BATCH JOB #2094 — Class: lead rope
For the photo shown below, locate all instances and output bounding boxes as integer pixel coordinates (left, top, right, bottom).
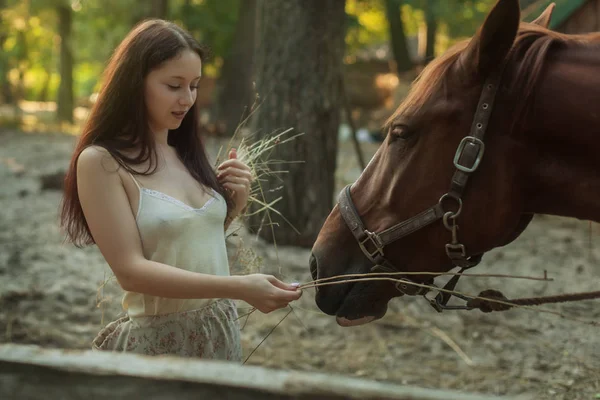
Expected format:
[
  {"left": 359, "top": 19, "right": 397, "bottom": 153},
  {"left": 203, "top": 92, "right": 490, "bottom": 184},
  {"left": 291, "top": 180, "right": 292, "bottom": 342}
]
[{"left": 466, "top": 289, "right": 600, "bottom": 313}]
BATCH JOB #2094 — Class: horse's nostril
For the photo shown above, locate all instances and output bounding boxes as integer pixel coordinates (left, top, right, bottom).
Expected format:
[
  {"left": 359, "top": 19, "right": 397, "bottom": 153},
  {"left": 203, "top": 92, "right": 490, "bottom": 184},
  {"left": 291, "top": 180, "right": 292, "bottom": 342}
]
[{"left": 309, "top": 253, "right": 318, "bottom": 281}]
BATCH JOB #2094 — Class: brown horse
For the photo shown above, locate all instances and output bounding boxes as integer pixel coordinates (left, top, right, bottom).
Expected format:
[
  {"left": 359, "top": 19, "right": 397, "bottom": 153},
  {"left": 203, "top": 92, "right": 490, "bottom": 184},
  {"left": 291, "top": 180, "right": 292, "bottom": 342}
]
[{"left": 310, "top": 0, "right": 600, "bottom": 327}]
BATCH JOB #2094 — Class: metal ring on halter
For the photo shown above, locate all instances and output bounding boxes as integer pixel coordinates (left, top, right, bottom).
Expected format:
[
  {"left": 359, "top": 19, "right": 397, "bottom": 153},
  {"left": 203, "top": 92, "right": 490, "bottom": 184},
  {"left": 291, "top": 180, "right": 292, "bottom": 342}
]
[{"left": 438, "top": 193, "right": 462, "bottom": 219}]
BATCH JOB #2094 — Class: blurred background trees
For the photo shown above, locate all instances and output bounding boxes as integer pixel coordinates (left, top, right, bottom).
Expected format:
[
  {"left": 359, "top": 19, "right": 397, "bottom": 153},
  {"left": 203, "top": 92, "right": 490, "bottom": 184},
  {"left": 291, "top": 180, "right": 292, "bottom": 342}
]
[{"left": 0, "top": 0, "right": 506, "bottom": 126}]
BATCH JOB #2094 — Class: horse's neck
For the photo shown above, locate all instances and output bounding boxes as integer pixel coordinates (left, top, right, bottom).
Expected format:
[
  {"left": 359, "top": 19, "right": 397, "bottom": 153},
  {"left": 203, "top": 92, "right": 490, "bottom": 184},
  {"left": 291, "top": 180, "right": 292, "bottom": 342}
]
[{"left": 524, "top": 44, "right": 600, "bottom": 222}]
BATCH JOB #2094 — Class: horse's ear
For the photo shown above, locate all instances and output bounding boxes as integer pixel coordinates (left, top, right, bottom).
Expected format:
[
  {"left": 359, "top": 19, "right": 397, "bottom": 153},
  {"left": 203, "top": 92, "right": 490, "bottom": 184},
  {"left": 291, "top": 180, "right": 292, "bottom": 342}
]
[
  {"left": 461, "top": 0, "right": 520, "bottom": 78},
  {"left": 531, "top": 3, "right": 555, "bottom": 28}
]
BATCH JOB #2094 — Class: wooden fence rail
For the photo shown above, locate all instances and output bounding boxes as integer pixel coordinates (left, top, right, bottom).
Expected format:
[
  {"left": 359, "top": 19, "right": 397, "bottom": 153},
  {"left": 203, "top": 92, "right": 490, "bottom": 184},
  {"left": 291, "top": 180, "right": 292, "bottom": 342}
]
[{"left": 0, "top": 344, "right": 527, "bottom": 400}]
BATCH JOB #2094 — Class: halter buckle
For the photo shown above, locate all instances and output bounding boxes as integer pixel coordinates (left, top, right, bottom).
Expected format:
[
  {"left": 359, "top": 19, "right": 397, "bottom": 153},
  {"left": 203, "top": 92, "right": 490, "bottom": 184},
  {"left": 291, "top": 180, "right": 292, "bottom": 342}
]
[
  {"left": 454, "top": 136, "right": 485, "bottom": 173},
  {"left": 358, "top": 230, "right": 385, "bottom": 261}
]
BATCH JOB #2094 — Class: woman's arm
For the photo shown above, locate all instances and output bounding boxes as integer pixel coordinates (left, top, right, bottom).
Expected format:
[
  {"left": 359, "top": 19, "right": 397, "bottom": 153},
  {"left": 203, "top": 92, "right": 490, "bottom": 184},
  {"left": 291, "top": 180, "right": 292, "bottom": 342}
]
[
  {"left": 77, "top": 146, "right": 300, "bottom": 311},
  {"left": 77, "top": 146, "right": 236, "bottom": 298}
]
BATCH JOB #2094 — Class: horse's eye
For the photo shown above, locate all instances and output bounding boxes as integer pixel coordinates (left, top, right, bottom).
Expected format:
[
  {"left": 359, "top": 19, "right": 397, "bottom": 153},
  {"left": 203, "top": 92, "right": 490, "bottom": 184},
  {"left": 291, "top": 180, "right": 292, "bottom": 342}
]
[{"left": 390, "top": 124, "right": 414, "bottom": 140}]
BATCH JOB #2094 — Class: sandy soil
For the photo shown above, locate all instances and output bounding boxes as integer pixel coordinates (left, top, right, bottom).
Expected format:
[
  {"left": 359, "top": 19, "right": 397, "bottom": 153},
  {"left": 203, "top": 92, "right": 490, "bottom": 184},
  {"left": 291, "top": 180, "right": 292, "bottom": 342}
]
[{"left": 0, "top": 129, "right": 598, "bottom": 399}]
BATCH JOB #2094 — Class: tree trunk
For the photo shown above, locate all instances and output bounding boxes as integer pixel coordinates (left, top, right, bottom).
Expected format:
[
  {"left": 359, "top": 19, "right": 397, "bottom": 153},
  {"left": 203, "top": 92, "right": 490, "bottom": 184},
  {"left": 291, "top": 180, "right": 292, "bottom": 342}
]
[
  {"left": 131, "top": 0, "right": 168, "bottom": 26},
  {"left": 385, "top": 0, "right": 413, "bottom": 74},
  {"left": 0, "top": 0, "right": 13, "bottom": 104},
  {"left": 215, "top": 0, "right": 257, "bottom": 135},
  {"left": 38, "top": 70, "right": 51, "bottom": 102},
  {"left": 151, "top": 0, "right": 169, "bottom": 19},
  {"left": 248, "top": 0, "right": 346, "bottom": 248},
  {"left": 57, "top": 4, "right": 74, "bottom": 123},
  {"left": 424, "top": 0, "right": 437, "bottom": 64},
  {"left": 14, "top": 29, "right": 27, "bottom": 119}
]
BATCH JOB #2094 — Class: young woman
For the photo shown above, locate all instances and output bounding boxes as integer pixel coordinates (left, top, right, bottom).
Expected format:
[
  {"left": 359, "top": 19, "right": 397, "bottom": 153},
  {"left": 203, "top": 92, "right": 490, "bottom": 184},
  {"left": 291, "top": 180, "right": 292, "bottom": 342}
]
[{"left": 60, "top": 19, "right": 301, "bottom": 361}]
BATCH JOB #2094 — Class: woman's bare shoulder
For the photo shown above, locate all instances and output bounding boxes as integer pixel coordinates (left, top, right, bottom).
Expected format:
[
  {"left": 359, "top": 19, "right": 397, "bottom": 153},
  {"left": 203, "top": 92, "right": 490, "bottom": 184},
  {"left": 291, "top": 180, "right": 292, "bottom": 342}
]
[{"left": 77, "top": 145, "right": 122, "bottom": 177}]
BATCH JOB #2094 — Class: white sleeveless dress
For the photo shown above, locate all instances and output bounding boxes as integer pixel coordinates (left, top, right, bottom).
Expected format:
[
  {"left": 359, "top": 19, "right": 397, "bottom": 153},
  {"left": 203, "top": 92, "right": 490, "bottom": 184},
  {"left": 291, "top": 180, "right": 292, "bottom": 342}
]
[{"left": 92, "top": 173, "right": 242, "bottom": 361}]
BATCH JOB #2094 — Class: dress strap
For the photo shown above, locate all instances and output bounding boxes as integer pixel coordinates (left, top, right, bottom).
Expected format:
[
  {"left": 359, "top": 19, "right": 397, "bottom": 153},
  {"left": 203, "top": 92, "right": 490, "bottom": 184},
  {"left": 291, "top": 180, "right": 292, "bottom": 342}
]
[{"left": 126, "top": 170, "right": 143, "bottom": 190}]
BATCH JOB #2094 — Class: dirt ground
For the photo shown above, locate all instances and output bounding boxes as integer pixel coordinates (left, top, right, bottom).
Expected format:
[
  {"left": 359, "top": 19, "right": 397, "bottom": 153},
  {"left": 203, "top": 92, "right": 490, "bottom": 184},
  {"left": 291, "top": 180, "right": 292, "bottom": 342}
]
[{"left": 0, "top": 129, "right": 599, "bottom": 400}]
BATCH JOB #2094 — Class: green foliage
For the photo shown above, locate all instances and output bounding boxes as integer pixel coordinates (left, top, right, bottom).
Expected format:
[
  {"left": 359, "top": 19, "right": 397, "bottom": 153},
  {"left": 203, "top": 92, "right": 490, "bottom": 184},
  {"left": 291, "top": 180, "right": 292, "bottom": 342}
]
[
  {"left": 402, "top": 0, "right": 497, "bottom": 40},
  {"left": 0, "top": 0, "right": 244, "bottom": 103},
  {"left": 73, "top": 0, "right": 138, "bottom": 65},
  {"left": 170, "top": 0, "right": 241, "bottom": 76},
  {"left": 345, "top": 0, "right": 389, "bottom": 54},
  {"left": 344, "top": 0, "right": 498, "bottom": 59},
  {"left": 0, "top": 0, "right": 545, "bottom": 109}
]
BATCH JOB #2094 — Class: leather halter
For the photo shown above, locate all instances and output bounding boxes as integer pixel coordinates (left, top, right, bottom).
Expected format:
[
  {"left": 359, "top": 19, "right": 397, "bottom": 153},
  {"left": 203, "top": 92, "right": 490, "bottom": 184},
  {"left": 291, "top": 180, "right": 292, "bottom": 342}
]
[{"left": 338, "top": 64, "right": 507, "bottom": 312}]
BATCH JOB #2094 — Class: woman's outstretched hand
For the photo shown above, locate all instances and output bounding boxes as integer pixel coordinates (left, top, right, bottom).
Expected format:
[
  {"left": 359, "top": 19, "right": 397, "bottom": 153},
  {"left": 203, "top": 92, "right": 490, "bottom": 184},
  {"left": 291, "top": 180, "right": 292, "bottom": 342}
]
[{"left": 238, "top": 274, "right": 302, "bottom": 313}]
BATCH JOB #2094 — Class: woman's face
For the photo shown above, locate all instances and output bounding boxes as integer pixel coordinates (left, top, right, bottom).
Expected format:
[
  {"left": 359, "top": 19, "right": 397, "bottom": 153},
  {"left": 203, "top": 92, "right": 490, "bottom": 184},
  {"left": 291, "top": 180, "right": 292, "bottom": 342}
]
[{"left": 144, "top": 50, "right": 202, "bottom": 134}]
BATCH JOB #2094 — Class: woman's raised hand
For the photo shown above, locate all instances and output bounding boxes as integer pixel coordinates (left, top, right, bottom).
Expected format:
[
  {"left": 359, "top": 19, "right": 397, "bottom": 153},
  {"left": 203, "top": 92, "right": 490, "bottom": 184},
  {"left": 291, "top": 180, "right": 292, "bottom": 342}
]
[{"left": 217, "top": 148, "right": 252, "bottom": 217}]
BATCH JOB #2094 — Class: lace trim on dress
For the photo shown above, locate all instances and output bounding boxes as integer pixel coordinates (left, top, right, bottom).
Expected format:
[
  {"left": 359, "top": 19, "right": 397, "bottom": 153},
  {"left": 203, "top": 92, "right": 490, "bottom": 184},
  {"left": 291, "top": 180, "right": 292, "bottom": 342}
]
[{"left": 142, "top": 188, "right": 218, "bottom": 213}]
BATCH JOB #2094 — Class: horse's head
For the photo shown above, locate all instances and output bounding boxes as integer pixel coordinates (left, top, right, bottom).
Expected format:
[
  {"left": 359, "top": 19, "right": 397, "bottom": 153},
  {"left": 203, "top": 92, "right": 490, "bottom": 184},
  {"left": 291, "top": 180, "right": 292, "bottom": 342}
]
[{"left": 310, "top": 0, "right": 556, "bottom": 326}]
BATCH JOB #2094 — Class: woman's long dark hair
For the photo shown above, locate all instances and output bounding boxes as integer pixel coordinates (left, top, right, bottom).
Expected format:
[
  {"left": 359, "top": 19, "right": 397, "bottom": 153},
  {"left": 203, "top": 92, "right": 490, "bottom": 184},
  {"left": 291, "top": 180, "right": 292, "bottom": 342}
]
[{"left": 61, "top": 19, "right": 231, "bottom": 247}]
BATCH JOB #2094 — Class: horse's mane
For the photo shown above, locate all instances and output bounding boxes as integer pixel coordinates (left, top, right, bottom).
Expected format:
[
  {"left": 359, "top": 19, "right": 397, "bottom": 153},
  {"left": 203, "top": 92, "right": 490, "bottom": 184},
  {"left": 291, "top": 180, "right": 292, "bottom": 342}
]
[{"left": 386, "top": 23, "right": 600, "bottom": 130}]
